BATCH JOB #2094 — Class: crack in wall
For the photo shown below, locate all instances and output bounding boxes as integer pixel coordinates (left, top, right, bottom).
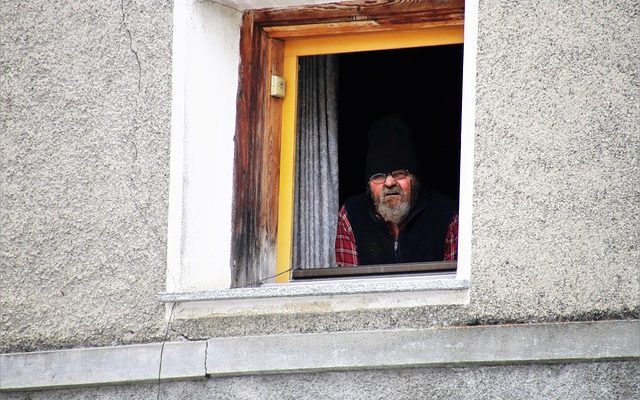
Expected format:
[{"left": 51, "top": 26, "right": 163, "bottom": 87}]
[
  {"left": 194, "top": 0, "right": 242, "bottom": 12},
  {"left": 156, "top": 303, "right": 177, "bottom": 400},
  {"left": 120, "top": 0, "right": 142, "bottom": 92},
  {"left": 166, "top": 325, "right": 210, "bottom": 377},
  {"left": 169, "top": 326, "right": 208, "bottom": 342},
  {"left": 117, "top": 2, "right": 165, "bottom": 254},
  {"left": 131, "top": 140, "right": 138, "bottom": 162},
  {"left": 128, "top": 173, "right": 164, "bottom": 241}
]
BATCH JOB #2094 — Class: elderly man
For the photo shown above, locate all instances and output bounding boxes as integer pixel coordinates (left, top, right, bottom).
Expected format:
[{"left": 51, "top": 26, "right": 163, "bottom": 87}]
[{"left": 335, "top": 115, "right": 458, "bottom": 266}]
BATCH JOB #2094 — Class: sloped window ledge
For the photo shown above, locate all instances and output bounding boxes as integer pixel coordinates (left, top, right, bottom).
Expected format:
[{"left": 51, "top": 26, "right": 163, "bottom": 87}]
[
  {"left": 159, "top": 275, "right": 470, "bottom": 318},
  {"left": 2, "top": 320, "right": 637, "bottom": 391}
]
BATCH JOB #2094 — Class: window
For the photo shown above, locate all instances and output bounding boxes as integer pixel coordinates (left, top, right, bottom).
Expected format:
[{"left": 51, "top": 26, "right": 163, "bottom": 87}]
[
  {"left": 281, "top": 30, "right": 464, "bottom": 281},
  {"left": 232, "top": 0, "right": 468, "bottom": 286},
  {"left": 164, "top": 0, "right": 476, "bottom": 314}
]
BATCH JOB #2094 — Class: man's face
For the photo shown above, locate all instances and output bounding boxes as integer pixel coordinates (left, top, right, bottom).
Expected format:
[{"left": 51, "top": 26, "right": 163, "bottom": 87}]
[{"left": 369, "top": 172, "right": 414, "bottom": 224}]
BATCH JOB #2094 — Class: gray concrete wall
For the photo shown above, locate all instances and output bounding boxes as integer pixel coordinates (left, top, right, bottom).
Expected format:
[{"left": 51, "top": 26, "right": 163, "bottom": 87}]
[
  {"left": 169, "top": 0, "right": 640, "bottom": 340},
  {"left": 1, "top": 0, "right": 638, "bottom": 353},
  {"left": 471, "top": 0, "right": 639, "bottom": 325},
  {"left": 0, "top": 0, "right": 173, "bottom": 352},
  {"left": 1, "top": 361, "right": 639, "bottom": 400}
]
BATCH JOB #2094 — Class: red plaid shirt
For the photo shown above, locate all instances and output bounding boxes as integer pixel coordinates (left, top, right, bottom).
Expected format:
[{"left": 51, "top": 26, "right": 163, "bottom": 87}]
[{"left": 335, "top": 205, "right": 458, "bottom": 266}]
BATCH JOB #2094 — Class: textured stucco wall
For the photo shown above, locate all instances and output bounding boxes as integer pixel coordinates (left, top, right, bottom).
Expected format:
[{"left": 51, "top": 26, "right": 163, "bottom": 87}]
[
  {"left": 169, "top": 0, "right": 639, "bottom": 340},
  {"left": 1, "top": 361, "right": 638, "bottom": 399},
  {"left": 0, "top": 0, "right": 173, "bottom": 352},
  {"left": 471, "top": 0, "right": 639, "bottom": 324},
  {"left": 1, "top": 0, "right": 638, "bottom": 353}
]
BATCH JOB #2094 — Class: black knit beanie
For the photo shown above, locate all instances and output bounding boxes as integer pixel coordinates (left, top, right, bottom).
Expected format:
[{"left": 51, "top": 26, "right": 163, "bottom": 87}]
[{"left": 364, "top": 114, "right": 421, "bottom": 182}]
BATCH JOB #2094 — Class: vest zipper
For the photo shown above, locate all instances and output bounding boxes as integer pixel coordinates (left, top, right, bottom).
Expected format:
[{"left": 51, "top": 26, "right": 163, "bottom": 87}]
[{"left": 394, "top": 239, "right": 399, "bottom": 262}]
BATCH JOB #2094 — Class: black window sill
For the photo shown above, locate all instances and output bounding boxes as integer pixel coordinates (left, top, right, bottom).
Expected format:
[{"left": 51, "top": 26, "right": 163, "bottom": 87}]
[{"left": 292, "top": 261, "right": 457, "bottom": 280}]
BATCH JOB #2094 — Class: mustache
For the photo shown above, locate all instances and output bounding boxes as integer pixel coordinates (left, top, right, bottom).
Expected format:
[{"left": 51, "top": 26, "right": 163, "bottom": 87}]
[{"left": 382, "top": 187, "right": 403, "bottom": 196}]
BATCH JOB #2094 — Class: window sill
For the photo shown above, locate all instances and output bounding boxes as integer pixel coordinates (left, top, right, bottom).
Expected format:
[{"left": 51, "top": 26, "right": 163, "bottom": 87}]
[{"left": 159, "top": 274, "right": 470, "bottom": 318}]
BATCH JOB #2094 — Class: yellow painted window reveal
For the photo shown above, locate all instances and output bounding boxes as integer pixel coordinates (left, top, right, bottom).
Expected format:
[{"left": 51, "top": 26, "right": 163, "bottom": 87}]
[{"left": 276, "top": 26, "right": 464, "bottom": 282}]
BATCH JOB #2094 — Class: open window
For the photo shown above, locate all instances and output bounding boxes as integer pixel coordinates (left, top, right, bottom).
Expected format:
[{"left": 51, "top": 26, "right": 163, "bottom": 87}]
[{"left": 232, "top": 1, "right": 466, "bottom": 286}]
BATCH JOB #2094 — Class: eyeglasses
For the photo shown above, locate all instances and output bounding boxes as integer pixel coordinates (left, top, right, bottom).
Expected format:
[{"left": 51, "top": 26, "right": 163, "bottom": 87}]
[{"left": 369, "top": 170, "right": 411, "bottom": 184}]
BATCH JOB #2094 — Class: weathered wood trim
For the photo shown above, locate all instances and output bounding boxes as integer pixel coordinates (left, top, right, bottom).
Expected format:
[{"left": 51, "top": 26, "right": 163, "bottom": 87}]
[
  {"left": 232, "top": 12, "right": 265, "bottom": 287},
  {"left": 232, "top": 1, "right": 465, "bottom": 287},
  {"left": 263, "top": 19, "right": 463, "bottom": 39},
  {"left": 252, "top": 0, "right": 465, "bottom": 26},
  {"left": 261, "top": 37, "right": 285, "bottom": 281}
]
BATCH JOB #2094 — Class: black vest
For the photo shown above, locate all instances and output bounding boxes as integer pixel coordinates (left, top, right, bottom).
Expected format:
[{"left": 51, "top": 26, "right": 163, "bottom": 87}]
[{"left": 344, "top": 188, "right": 455, "bottom": 265}]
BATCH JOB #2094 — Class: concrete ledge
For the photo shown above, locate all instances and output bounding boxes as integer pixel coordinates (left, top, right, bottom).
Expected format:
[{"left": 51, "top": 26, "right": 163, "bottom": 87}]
[
  {"left": 1, "top": 320, "right": 638, "bottom": 391},
  {"left": 160, "top": 276, "right": 470, "bottom": 318},
  {"left": 0, "top": 341, "right": 207, "bottom": 391},
  {"left": 206, "top": 320, "right": 640, "bottom": 375}
]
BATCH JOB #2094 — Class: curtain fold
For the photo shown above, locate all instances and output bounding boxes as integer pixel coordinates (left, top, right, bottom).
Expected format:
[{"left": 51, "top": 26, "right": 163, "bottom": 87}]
[{"left": 293, "top": 55, "right": 339, "bottom": 269}]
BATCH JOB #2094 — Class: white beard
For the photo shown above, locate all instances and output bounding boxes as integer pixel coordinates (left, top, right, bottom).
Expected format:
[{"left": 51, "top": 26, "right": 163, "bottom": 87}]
[
  {"left": 374, "top": 186, "right": 411, "bottom": 224},
  {"left": 377, "top": 199, "right": 411, "bottom": 224}
]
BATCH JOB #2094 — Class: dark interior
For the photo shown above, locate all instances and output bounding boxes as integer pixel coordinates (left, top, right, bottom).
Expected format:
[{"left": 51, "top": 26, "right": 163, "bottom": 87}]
[{"left": 336, "top": 44, "right": 464, "bottom": 207}]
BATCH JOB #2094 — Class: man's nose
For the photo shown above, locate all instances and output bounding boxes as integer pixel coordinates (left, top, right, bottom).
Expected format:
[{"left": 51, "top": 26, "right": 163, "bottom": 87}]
[{"left": 384, "top": 175, "right": 397, "bottom": 187}]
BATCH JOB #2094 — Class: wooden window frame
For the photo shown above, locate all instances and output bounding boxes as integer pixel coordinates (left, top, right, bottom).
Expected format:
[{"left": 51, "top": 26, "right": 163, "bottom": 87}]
[{"left": 232, "top": 0, "right": 465, "bottom": 287}]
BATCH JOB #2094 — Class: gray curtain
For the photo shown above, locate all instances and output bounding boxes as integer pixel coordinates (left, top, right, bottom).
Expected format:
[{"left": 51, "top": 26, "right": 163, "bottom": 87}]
[{"left": 293, "top": 55, "right": 339, "bottom": 269}]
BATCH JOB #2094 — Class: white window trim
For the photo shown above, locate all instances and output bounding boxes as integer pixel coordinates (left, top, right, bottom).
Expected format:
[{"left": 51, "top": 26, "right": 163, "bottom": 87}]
[
  {"left": 165, "top": 0, "right": 478, "bottom": 318},
  {"left": 167, "top": 0, "right": 243, "bottom": 293}
]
